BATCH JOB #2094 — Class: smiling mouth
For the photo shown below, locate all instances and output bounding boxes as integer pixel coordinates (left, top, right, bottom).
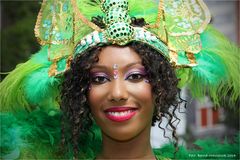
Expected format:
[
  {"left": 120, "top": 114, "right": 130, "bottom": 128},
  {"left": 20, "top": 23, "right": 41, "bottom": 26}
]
[{"left": 104, "top": 107, "right": 138, "bottom": 122}]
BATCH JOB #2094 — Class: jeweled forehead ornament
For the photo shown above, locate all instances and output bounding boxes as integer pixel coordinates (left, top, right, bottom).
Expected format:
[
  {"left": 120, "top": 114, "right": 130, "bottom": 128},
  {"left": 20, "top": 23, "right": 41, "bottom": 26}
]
[{"left": 113, "top": 64, "right": 119, "bottom": 79}]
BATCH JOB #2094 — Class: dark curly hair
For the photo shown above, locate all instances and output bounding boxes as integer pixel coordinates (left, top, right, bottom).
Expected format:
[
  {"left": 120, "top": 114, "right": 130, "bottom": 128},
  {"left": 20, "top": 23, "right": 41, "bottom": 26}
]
[{"left": 60, "top": 17, "right": 184, "bottom": 158}]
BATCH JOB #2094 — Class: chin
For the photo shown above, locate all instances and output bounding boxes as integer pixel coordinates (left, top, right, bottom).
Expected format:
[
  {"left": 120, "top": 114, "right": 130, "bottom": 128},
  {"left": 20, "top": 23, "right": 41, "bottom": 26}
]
[
  {"left": 103, "top": 129, "right": 140, "bottom": 142},
  {"left": 101, "top": 121, "right": 150, "bottom": 142}
]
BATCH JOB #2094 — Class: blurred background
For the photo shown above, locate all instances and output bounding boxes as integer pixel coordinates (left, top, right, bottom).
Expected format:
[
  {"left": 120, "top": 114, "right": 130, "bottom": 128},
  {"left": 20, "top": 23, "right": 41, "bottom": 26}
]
[
  {"left": 0, "top": 0, "right": 239, "bottom": 151},
  {"left": 1, "top": 0, "right": 41, "bottom": 80}
]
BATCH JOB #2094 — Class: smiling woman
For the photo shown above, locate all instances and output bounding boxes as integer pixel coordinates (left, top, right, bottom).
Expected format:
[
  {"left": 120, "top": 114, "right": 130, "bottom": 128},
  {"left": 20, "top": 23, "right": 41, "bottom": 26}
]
[
  {"left": 0, "top": 0, "right": 239, "bottom": 160},
  {"left": 61, "top": 42, "right": 180, "bottom": 159}
]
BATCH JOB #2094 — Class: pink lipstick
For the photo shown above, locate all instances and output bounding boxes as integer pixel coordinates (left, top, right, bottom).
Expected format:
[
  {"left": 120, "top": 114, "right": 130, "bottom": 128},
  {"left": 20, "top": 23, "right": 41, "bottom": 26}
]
[{"left": 104, "top": 107, "right": 137, "bottom": 122}]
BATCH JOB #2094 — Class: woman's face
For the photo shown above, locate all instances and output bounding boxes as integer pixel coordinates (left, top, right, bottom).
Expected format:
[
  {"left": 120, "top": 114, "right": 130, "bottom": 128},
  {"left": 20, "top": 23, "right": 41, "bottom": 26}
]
[{"left": 88, "top": 45, "right": 154, "bottom": 141}]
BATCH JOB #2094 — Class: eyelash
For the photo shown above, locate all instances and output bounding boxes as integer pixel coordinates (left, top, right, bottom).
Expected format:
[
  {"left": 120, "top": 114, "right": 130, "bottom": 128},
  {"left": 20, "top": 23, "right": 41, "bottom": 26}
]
[
  {"left": 90, "top": 72, "right": 147, "bottom": 84},
  {"left": 91, "top": 75, "right": 110, "bottom": 84},
  {"left": 125, "top": 72, "right": 146, "bottom": 81}
]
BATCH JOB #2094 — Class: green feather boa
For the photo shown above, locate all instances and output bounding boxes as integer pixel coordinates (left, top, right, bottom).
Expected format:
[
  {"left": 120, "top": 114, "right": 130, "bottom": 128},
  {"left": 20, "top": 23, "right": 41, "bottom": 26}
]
[{"left": 1, "top": 109, "right": 239, "bottom": 159}]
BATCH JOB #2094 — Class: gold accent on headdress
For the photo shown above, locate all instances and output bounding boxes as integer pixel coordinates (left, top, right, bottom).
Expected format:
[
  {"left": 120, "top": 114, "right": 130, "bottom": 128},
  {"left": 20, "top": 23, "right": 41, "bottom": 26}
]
[
  {"left": 48, "top": 59, "right": 57, "bottom": 77},
  {"left": 145, "top": 0, "right": 168, "bottom": 43},
  {"left": 34, "top": 0, "right": 47, "bottom": 45},
  {"left": 71, "top": 0, "right": 102, "bottom": 32},
  {"left": 169, "top": 50, "right": 178, "bottom": 65},
  {"left": 186, "top": 52, "right": 197, "bottom": 65}
]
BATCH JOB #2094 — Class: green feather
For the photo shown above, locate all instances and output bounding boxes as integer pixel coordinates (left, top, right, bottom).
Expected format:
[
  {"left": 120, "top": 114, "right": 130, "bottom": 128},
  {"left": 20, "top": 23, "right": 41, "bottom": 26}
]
[
  {"left": 0, "top": 59, "right": 44, "bottom": 112},
  {"left": 77, "top": 0, "right": 103, "bottom": 18},
  {"left": 0, "top": 109, "right": 101, "bottom": 159},
  {"left": 185, "top": 25, "right": 240, "bottom": 106},
  {"left": 0, "top": 45, "right": 62, "bottom": 112},
  {"left": 0, "top": 109, "right": 62, "bottom": 159},
  {"left": 24, "top": 67, "right": 61, "bottom": 110},
  {"left": 129, "top": 0, "right": 158, "bottom": 23}
]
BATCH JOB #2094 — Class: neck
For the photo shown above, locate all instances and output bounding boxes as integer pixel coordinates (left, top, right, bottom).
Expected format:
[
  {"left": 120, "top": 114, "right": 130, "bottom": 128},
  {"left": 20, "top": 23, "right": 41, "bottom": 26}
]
[{"left": 96, "top": 125, "right": 155, "bottom": 159}]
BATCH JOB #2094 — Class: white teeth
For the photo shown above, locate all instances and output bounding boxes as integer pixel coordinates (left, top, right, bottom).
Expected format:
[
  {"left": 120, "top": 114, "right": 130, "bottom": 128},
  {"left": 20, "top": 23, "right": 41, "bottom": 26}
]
[{"left": 108, "top": 110, "right": 132, "bottom": 116}]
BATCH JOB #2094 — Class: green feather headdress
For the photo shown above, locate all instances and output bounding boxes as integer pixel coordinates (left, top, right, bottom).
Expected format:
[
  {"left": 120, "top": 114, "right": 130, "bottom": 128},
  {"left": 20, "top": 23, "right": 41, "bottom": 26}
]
[{"left": 0, "top": 0, "right": 239, "bottom": 112}]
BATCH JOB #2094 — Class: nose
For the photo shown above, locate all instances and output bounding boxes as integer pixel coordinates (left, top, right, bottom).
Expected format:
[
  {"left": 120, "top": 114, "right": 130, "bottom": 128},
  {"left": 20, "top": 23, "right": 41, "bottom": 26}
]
[{"left": 108, "top": 79, "right": 128, "bottom": 102}]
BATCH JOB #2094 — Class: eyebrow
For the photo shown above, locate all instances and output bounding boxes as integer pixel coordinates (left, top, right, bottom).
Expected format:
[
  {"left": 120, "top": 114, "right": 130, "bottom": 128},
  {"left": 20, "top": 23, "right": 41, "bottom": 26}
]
[{"left": 91, "top": 61, "right": 142, "bottom": 69}]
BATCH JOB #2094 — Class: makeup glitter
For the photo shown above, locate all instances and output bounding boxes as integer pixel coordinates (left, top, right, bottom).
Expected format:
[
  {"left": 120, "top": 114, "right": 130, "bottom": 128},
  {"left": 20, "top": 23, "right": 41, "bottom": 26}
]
[
  {"left": 113, "top": 64, "right": 118, "bottom": 79},
  {"left": 144, "top": 79, "right": 150, "bottom": 83},
  {"left": 113, "top": 64, "right": 118, "bottom": 69}
]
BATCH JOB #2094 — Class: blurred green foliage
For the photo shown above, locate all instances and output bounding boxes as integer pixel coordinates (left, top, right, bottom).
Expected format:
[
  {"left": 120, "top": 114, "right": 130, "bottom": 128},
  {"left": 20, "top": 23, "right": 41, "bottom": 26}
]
[{"left": 1, "top": 1, "right": 41, "bottom": 79}]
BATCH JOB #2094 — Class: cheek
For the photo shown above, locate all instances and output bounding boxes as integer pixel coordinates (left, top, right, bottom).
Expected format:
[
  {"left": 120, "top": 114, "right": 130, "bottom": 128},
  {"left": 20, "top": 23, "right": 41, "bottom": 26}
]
[
  {"left": 128, "top": 82, "right": 153, "bottom": 105},
  {"left": 88, "top": 85, "right": 108, "bottom": 112}
]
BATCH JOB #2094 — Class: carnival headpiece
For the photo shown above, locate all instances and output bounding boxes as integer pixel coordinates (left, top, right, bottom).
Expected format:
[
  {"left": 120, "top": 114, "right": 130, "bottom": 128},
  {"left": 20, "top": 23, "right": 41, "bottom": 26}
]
[{"left": 1, "top": 0, "right": 239, "bottom": 112}]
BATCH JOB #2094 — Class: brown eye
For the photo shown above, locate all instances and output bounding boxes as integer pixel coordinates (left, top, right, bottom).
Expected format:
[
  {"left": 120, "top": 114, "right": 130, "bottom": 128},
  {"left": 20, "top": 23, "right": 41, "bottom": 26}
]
[
  {"left": 91, "top": 76, "right": 110, "bottom": 84},
  {"left": 126, "top": 73, "right": 144, "bottom": 82}
]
